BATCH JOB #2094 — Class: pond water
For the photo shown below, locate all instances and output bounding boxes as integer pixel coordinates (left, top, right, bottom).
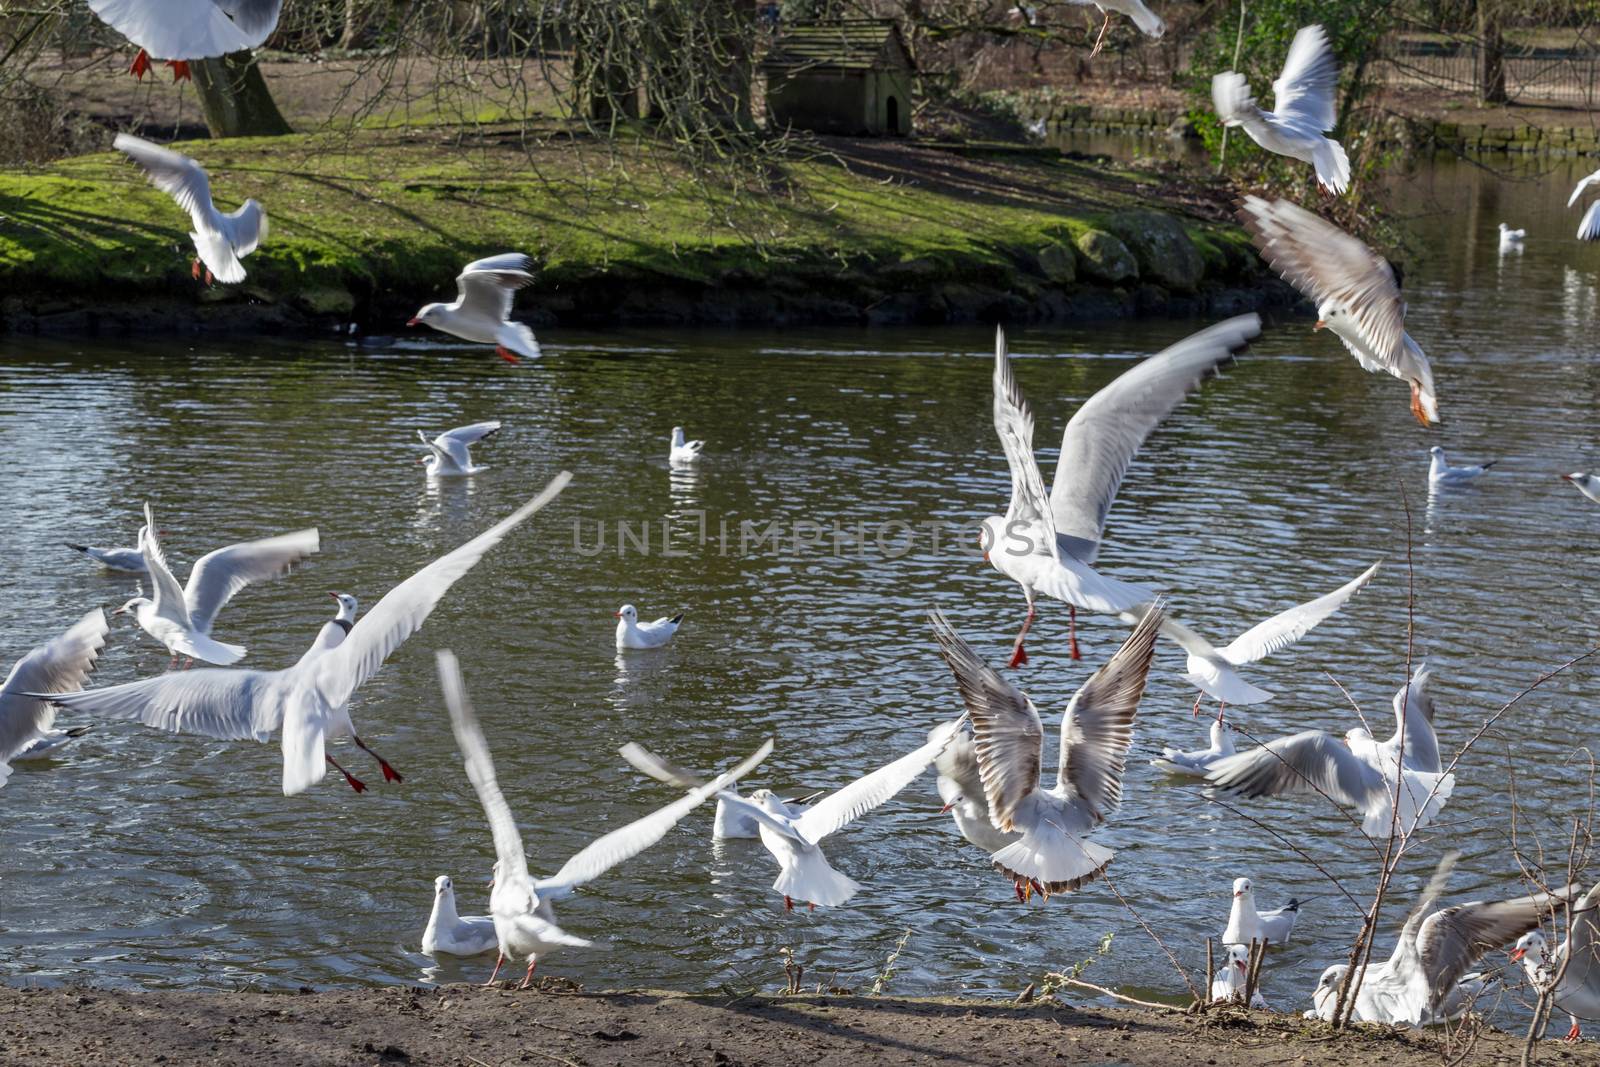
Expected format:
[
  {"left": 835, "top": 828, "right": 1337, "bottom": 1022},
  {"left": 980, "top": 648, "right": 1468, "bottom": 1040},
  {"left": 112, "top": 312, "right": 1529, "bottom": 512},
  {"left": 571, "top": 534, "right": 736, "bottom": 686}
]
[{"left": 4, "top": 148, "right": 1600, "bottom": 1019}]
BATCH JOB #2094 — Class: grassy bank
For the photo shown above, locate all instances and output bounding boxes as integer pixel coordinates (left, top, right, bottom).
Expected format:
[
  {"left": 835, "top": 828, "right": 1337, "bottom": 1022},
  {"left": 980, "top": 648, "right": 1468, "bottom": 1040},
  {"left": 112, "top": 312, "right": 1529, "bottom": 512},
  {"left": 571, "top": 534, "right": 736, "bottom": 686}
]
[{"left": 0, "top": 126, "right": 1274, "bottom": 333}]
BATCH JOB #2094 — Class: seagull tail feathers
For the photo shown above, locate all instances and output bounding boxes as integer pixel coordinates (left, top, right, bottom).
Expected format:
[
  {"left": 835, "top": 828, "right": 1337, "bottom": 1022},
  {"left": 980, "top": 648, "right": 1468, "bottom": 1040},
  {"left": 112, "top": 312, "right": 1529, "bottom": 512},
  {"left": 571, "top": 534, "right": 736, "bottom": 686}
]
[
  {"left": 1314, "top": 137, "right": 1351, "bottom": 195},
  {"left": 773, "top": 849, "right": 859, "bottom": 908},
  {"left": 990, "top": 825, "right": 1113, "bottom": 895}
]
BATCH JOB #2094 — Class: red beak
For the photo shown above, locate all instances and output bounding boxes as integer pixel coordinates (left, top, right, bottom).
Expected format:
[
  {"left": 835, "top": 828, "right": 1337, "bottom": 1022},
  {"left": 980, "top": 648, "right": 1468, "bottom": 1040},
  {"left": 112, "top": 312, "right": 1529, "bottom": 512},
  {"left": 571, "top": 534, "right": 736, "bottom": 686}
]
[
  {"left": 1510, "top": 947, "right": 1526, "bottom": 962},
  {"left": 327, "top": 592, "right": 339, "bottom": 601},
  {"left": 940, "top": 802, "right": 953, "bottom": 814},
  {"left": 1562, "top": 474, "right": 1576, "bottom": 481},
  {"left": 1313, "top": 320, "right": 1327, "bottom": 330},
  {"left": 1236, "top": 961, "right": 1247, "bottom": 975},
  {"left": 613, "top": 611, "right": 622, "bottom": 618},
  {"left": 406, "top": 317, "right": 420, "bottom": 326}
]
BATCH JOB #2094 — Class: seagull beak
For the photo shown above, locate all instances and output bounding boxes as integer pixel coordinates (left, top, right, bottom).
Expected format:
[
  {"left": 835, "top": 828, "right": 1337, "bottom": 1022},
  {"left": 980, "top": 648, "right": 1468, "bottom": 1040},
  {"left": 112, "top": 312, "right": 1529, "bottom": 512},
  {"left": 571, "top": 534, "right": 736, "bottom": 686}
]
[
  {"left": 1510, "top": 948, "right": 1526, "bottom": 962},
  {"left": 111, "top": 606, "right": 127, "bottom": 617},
  {"left": 1233, "top": 891, "right": 1242, "bottom": 898},
  {"left": 981, "top": 551, "right": 990, "bottom": 562},
  {"left": 328, "top": 591, "right": 340, "bottom": 602},
  {"left": 406, "top": 317, "right": 420, "bottom": 326},
  {"left": 940, "top": 802, "right": 953, "bottom": 814},
  {"left": 1236, "top": 961, "right": 1247, "bottom": 975},
  {"left": 613, "top": 611, "right": 622, "bottom": 618},
  {"left": 1313, "top": 320, "right": 1326, "bottom": 330},
  {"left": 1562, "top": 473, "right": 1576, "bottom": 481}
]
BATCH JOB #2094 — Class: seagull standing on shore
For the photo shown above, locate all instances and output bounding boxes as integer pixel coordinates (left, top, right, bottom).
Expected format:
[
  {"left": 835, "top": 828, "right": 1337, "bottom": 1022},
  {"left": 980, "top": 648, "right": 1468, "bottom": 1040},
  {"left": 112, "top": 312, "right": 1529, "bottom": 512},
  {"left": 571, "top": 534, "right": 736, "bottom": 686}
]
[
  {"left": 421, "top": 875, "right": 499, "bottom": 957},
  {"left": 1150, "top": 718, "right": 1234, "bottom": 777},
  {"left": 116, "top": 503, "right": 319, "bottom": 667},
  {"left": 409, "top": 254, "right": 542, "bottom": 364},
  {"left": 1428, "top": 446, "right": 1495, "bottom": 487},
  {"left": 88, "top": 0, "right": 283, "bottom": 79},
  {"left": 1211, "top": 24, "right": 1349, "bottom": 194},
  {"left": 114, "top": 133, "right": 267, "bottom": 285},
  {"left": 0, "top": 610, "right": 109, "bottom": 790},
  {"left": 39, "top": 475, "right": 570, "bottom": 796},
  {"left": 1568, "top": 169, "right": 1600, "bottom": 241},
  {"left": 419, "top": 421, "right": 501, "bottom": 477},
  {"left": 1223, "top": 877, "right": 1300, "bottom": 946},
  {"left": 1563, "top": 472, "right": 1600, "bottom": 504},
  {"left": 929, "top": 603, "right": 1162, "bottom": 900},
  {"left": 66, "top": 540, "right": 148, "bottom": 575},
  {"left": 1509, "top": 881, "right": 1600, "bottom": 1041},
  {"left": 669, "top": 427, "right": 704, "bottom": 467},
  {"left": 1211, "top": 944, "right": 1269, "bottom": 1008},
  {"left": 1239, "top": 196, "right": 1439, "bottom": 426},
  {"left": 615, "top": 605, "right": 683, "bottom": 650}
]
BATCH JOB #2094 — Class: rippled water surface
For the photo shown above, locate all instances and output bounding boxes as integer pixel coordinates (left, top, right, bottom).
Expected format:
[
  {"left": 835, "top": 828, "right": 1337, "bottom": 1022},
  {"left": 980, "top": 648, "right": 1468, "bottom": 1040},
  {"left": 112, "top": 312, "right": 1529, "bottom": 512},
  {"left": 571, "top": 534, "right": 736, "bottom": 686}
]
[{"left": 5, "top": 154, "right": 1600, "bottom": 1014}]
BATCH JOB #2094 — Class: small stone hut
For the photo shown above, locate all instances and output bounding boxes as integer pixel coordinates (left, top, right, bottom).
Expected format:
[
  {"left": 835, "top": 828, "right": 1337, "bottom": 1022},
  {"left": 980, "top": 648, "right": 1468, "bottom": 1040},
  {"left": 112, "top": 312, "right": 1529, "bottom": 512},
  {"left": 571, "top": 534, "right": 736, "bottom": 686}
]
[{"left": 762, "top": 19, "right": 915, "bottom": 136}]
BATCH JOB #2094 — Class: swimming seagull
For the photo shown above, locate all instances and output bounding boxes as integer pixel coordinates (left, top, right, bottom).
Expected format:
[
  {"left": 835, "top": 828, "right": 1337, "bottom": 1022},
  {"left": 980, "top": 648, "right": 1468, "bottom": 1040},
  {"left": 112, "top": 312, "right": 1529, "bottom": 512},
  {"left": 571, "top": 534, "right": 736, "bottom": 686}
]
[
  {"left": 1080, "top": 0, "right": 1164, "bottom": 58},
  {"left": 437, "top": 650, "right": 771, "bottom": 987},
  {"left": 87, "top": 0, "right": 282, "bottom": 79},
  {"left": 1159, "top": 561, "right": 1380, "bottom": 713},
  {"left": 928, "top": 603, "right": 1162, "bottom": 900},
  {"left": 1211, "top": 944, "right": 1269, "bottom": 1008},
  {"left": 0, "top": 610, "right": 110, "bottom": 790},
  {"left": 66, "top": 540, "right": 148, "bottom": 575},
  {"left": 615, "top": 605, "right": 683, "bottom": 650},
  {"left": 1563, "top": 472, "right": 1600, "bottom": 504},
  {"left": 1223, "top": 877, "right": 1300, "bottom": 946},
  {"left": 1149, "top": 719, "right": 1235, "bottom": 777},
  {"left": 408, "top": 254, "right": 542, "bottom": 364},
  {"left": 422, "top": 874, "right": 499, "bottom": 957},
  {"left": 1211, "top": 24, "right": 1349, "bottom": 194},
  {"left": 669, "top": 427, "right": 704, "bottom": 467},
  {"left": 1499, "top": 223, "right": 1527, "bottom": 251},
  {"left": 1569, "top": 169, "right": 1600, "bottom": 241},
  {"left": 1309, "top": 853, "right": 1573, "bottom": 1026},
  {"left": 1428, "top": 446, "right": 1495, "bottom": 487},
  {"left": 116, "top": 502, "right": 319, "bottom": 667},
  {"left": 114, "top": 133, "right": 267, "bottom": 286},
  {"left": 985, "top": 316, "right": 1262, "bottom": 665},
  {"left": 419, "top": 421, "right": 501, "bottom": 477},
  {"left": 1509, "top": 881, "right": 1600, "bottom": 1041},
  {"left": 622, "top": 725, "right": 962, "bottom": 910},
  {"left": 37, "top": 474, "right": 571, "bottom": 796},
  {"left": 1204, "top": 663, "right": 1454, "bottom": 838},
  {"left": 932, "top": 718, "right": 1022, "bottom": 854},
  {"left": 1239, "top": 196, "right": 1439, "bottom": 426}
]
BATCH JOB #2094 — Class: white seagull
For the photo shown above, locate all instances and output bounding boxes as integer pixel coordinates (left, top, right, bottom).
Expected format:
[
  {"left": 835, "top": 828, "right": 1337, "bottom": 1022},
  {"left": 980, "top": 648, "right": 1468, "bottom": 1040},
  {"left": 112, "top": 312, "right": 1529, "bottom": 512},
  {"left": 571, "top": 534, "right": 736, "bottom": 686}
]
[
  {"left": 669, "top": 427, "right": 704, "bottom": 467},
  {"left": 1212, "top": 24, "right": 1348, "bottom": 194},
  {"left": 66, "top": 540, "right": 148, "bottom": 575},
  {"left": 1159, "top": 561, "right": 1380, "bottom": 713},
  {"left": 1428, "top": 446, "right": 1495, "bottom": 487},
  {"left": 614, "top": 605, "right": 683, "bottom": 651},
  {"left": 422, "top": 874, "right": 499, "bottom": 957},
  {"left": 0, "top": 610, "right": 110, "bottom": 790},
  {"left": 983, "top": 317, "right": 1261, "bottom": 666},
  {"left": 1509, "top": 880, "right": 1600, "bottom": 1042},
  {"left": 1211, "top": 944, "right": 1269, "bottom": 1008},
  {"left": 1150, "top": 718, "right": 1235, "bottom": 777},
  {"left": 419, "top": 421, "right": 501, "bottom": 477},
  {"left": 711, "top": 785, "right": 823, "bottom": 841},
  {"left": 114, "top": 133, "right": 267, "bottom": 286},
  {"left": 932, "top": 718, "right": 1022, "bottom": 855},
  {"left": 38, "top": 474, "right": 570, "bottom": 796},
  {"left": 1081, "top": 0, "right": 1164, "bottom": 58},
  {"left": 1309, "top": 854, "right": 1570, "bottom": 1026},
  {"left": 408, "top": 253, "right": 541, "bottom": 364},
  {"left": 1499, "top": 223, "right": 1527, "bottom": 251},
  {"left": 1205, "top": 663, "right": 1454, "bottom": 838},
  {"left": 437, "top": 649, "right": 770, "bottom": 986},
  {"left": 116, "top": 502, "right": 319, "bottom": 667},
  {"left": 292, "top": 592, "right": 358, "bottom": 667},
  {"left": 1569, "top": 169, "right": 1600, "bottom": 241},
  {"left": 1223, "top": 876, "right": 1301, "bottom": 946},
  {"left": 622, "top": 726, "right": 961, "bottom": 910},
  {"left": 1563, "top": 472, "right": 1600, "bottom": 504},
  {"left": 88, "top": 0, "right": 282, "bottom": 76},
  {"left": 1239, "top": 195, "right": 1439, "bottom": 426},
  {"left": 928, "top": 603, "right": 1162, "bottom": 900}
]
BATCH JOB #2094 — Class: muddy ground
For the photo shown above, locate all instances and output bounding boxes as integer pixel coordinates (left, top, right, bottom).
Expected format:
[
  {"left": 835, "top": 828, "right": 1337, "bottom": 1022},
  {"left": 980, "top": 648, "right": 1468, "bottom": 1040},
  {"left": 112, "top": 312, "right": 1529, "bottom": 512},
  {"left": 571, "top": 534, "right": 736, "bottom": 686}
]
[{"left": 3, "top": 985, "right": 1599, "bottom": 1067}]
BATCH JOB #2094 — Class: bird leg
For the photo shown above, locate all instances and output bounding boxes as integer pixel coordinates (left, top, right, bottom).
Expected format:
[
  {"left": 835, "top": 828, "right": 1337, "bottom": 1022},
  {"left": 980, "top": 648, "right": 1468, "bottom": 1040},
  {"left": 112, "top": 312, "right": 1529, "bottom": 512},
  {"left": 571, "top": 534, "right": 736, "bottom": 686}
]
[
  {"left": 1031, "top": 878, "right": 1049, "bottom": 902},
  {"left": 1566, "top": 1018, "right": 1582, "bottom": 1042},
  {"left": 190, "top": 259, "right": 214, "bottom": 287},
  {"left": 494, "top": 345, "right": 521, "bottom": 364},
  {"left": 182, "top": 657, "right": 193, "bottom": 670},
  {"left": 1191, "top": 692, "right": 1203, "bottom": 718},
  {"left": 1409, "top": 383, "right": 1430, "bottom": 427},
  {"left": 326, "top": 755, "right": 367, "bottom": 793},
  {"left": 1067, "top": 604, "right": 1081, "bottom": 661},
  {"left": 784, "top": 895, "right": 794, "bottom": 912},
  {"left": 165, "top": 60, "right": 191, "bottom": 82},
  {"left": 1007, "top": 603, "right": 1036, "bottom": 669},
  {"left": 168, "top": 654, "right": 180, "bottom": 671},
  {"left": 1088, "top": 11, "right": 1112, "bottom": 58},
  {"left": 518, "top": 958, "right": 538, "bottom": 991},
  {"left": 129, "top": 49, "right": 153, "bottom": 80},
  {"left": 1217, "top": 702, "right": 1226, "bottom": 724},
  {"left": 353, "top": 735, "right": 403, "bottom": 783},
  {"left": 484, "top": 954, "right": 504, "bottom": 986},
  {"left": 808, "top": 902, "right": 814, "bottom": 912},
  {"left": 1014, "top": 879, "right": 1027, "bottom": 903}
]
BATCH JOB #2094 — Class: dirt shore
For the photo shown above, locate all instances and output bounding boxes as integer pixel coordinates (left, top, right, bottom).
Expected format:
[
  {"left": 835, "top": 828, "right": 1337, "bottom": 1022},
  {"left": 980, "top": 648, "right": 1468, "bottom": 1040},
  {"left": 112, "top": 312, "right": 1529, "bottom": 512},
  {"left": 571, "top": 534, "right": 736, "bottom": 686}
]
[{"left": 3, "top": 985, "right": 1598, "bottom": 1067}]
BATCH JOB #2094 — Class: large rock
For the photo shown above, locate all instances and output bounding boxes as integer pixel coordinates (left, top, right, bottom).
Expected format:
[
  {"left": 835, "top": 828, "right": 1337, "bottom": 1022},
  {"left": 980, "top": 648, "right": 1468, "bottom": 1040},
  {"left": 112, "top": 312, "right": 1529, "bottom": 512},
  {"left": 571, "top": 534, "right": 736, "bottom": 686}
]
[
  {"left": 1074, "top": 229, "right": 1137, "bottom": 284},
  {"left": 1106, "top": 210, "right": 1204, "bottom": 292},
  {"left": 1034, "top": 241, "right": 1077, "bottom": 284}
]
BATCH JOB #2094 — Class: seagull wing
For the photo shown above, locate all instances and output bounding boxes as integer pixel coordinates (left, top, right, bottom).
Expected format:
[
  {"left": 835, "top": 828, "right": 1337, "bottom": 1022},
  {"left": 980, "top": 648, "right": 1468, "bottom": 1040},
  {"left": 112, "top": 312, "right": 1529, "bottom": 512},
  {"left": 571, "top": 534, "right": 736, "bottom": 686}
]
[
  {"left": 1568, "top": 168, "right": 1600, "bottom": 208},
  {"left": 311, "top": 474, "right": 570, "bottom": 710},
  {"left": 1218, "top": 561, "right": 1380, "bottom": 665},
  {"left": 36, "top": 667, "right": 282, "bottom": 741},
  {"left": 1392, "top": 662, "right": 1441, "bottom": 773},
  {"left": 792, "top": 720, "right": 961, "bottom": 847},
  {"left": 436, "top": 650, "right": 528, "bottom": 880},
  {"left": 1272, "top": 24, "right": 1339, "bottom": 131},
  {"left": 1050, "top": 315, "right": 1260, "bottom": 559},
  {"left": 1418, "top": 882, "right": 1582, "bottom": 1008},
  {"left": 1579, "top": 201, "right": 1600, "bottom": 242},
  {"left": 992, "top": 326, "right": 1057, "bottom": 552},
  {"left": 1204, "top": 729, "right": 1385, "bottom": 804},
  {"left": 1057, "top": 603, "right": 1162, "bottom": 819},
  {"left": 0, "top": 610, "right": 109, "bottom": 762},
  {"left": 114, "top": 134, "right": 216, "bottom": 231},
  {"left": 90, "top": 0, "right": 278, "bottom": 56},
  {"left": 456, "top": 254, "right": 535, "bottom": 322},
  {"left": 220, "top": 198, "right": 267, "bottom": 259},
  {"left": 184, "top": 528, "right": 320, "bottom": 635},
  {"left": 432, "top": 421, "right": 502, "bottom": 468},
  {"left": 141, "top": 503, "right": 193, "bottom": 630},
  {"left": 214, "top": 0, "right": 284, "bottom": 41},
  {"left": 927, "top": 608, "right": 1041, "bottom": 832},
  {"left": 1556, "top": 882, "right": 1600, "bottom": 1002}
]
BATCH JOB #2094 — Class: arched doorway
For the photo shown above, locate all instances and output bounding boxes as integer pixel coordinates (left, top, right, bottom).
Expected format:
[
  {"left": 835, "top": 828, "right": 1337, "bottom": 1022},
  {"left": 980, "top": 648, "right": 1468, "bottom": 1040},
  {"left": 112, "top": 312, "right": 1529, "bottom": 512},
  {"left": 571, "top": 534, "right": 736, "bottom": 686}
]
[{"left": 886, "top": 95, "right": 900, "bottom": 135}]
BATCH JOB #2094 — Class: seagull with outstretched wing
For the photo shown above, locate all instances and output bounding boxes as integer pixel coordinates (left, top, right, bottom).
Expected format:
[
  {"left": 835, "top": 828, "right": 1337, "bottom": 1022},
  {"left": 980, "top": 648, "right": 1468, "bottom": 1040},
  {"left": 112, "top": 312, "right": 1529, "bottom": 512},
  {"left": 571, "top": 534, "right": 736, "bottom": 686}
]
[
  {"left": 114, "top": 134, "right": 267, "bottom": 286},
  {"left": 409, "top": 254, "right": 542, "bottom": 363},
  {"left": 1212, "top": 25, "right": 1349, "bottom": 193},
  {"left": 418, "top": 421, "right": 501, "bottom": 477},
  {"left": 0, "top": 610, "right": 110, "bottom": 789}
]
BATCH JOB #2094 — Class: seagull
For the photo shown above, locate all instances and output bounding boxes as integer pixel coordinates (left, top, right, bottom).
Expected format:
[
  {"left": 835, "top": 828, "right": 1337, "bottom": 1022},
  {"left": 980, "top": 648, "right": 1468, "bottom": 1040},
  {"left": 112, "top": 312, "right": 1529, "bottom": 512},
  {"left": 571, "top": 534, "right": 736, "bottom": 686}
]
[
  {"left": 1159, "top": 561, "right": 1380, "bottom": 714},
  {"left": 712, "top": 785, "right": 824, "bottom": 841},
  {"left": 1509, "top": 881, "right": 1600, "bottom": 1042},
  {"left": 1239, "top": 195, "right": 1439, "bottom": 426},
  {"left": 1204, "top": 663, "right": 1454, "bottom": 838},
  {"left": 932, "top": 718, "right": 1022, "bottom": 854},
  {"left": 1499, "top": 223, "right": 1527, "bottom": 251},
  {"left": 0, "top": 610, "right": 110, "bottom": 790},
  {"left": 1082, "top": 0, "right": 1164, "bottom": 58},
  {"left": 419, "top": 421, "right": 501, "bottom": 477},
  {"left": 1309, "top": 853, "right": 1572, "bottom": 1026},
  {"left": 408, "top": 254, "right": 541, "bottom": 364},
  {"left": 1211, "top": 944, "right": 1269, "bottom": 1008},
  {"left": 115, "top": 502, "right": 319, "bottom": 667},
  {"left": 1211, "top": 24, "right": 1348, "bottom": 194},
  {"left": 1428, "top": 446, "right": 1495, "bottom": 487},
  {"left": 1149, "top": 719, "right": 1235, "bottom": 777},
  {"left": 422, "top": 874, "right": 498, "bottom": 957},
  {"left": 66, "top": 541, "right": 148, "bottom": 575},
  {"left": 615, "top": 605, "right": 683, "bottom": 651},
  {"left": 622, "top": 725, "right": 961, "bottom": 910},
  {"left": 292, "top": 592, "right": 358, "bottom": 667},
  {"left": 984, "top": 317, "right": 1261, "bottom": 666},
  {"left": 669, "top": 427, "right": 704, "bottom": 467},
  {"left": 436, "top": 650, "right": 770, "bottom": 987},
  {"left": 1569, "top": 169, "right": 1600, "bottom": 241},
  {"left": 1223, "top": 877, "right": 1300, "bottom": 946},
  {"left": 38, "top": 474, "right": 570, "bottom": 796},
  {"left": 114, "top": 134, "right": 267, "bottom": 286},
  {"left": 1563, "top": 472, "right": 1600, "bottom": 504},
  {"left": 928, "top": 603, "right": 1162, "bottom": 900},
  {"left": 87, "top": 0, "right": 282, "bottom": 79}
]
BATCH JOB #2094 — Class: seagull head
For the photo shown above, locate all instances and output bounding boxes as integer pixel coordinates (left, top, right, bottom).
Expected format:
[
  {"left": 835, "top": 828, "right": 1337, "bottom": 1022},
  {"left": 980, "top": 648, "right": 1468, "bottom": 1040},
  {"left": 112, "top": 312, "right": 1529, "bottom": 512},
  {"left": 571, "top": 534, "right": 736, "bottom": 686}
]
[
  {"left": 1232, "top": 877, "right": 1251, "bottom": 899},
  {"left": 408, "top": 303, "right": 444, "bottom": 327},
  {"left": 435, "top": 875, "right": 453, "bottom": 898},
  {"left": 1564, "top": 472, "right": 1591, "bottom": 486},
  {"left": 978, "top": 515, "right": 1006, "bottom": 563},
  {"left": 1313, "top": 300, "right": 1343, "bottom": 333},
  {"left": 1209, "top": 719, "right": 1231, "bottom": 747},
  {"left": 615, "top": 604, "right": 637, "bottom": 622},
  {"left": 748, "top": 788, "right": 787, "bottom": 815},
  {"left": 671, "top": 426, "right": 686, "bottom": 446},
  {"left": 112, "top": 584, "right": 150, "bottom": 617},
  {"left": 1510, "top": 930, "right": 1546, "bottom": 964},
  {"left": 1343, "top": 726, "right": 1371, "bottom": 746},
  {"left": 1429, "top": 446, "right": 1445, "bottom": 457},
  {"left": 328, "top": 591, "right": 359, "bottom": 622},
  {"left": 1227, "top": 944, "right": 1249, "bottom": 973}
]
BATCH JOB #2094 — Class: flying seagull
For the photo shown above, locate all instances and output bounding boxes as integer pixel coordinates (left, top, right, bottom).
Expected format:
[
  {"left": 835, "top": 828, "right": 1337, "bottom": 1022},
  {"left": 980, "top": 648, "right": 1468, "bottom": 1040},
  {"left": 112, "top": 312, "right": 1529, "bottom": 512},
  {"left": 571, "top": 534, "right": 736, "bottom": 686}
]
[
  {"left": 1509, "top": 880, "right": 1600, "bottom": 1041},
  {"left": 1212, "top": 24, "right": 1349, "bottom": 193},
  {"left": 88, "top": 0, "right": 283, "bottom": 79},
  {"left": 419, "top": 421, "right": 501, "bottom": 477},
  {"left": 0, "top": 610, "right": 110, "bottom": 790},
  {"left": 114, "top": 133, "right": 267, "bottom": 285},
  {"left": 1569, "top": 168, "right": 1600, "bottom": 241},
  {"left": 409, "top": 254, "right": 541, "bottom": 363}
]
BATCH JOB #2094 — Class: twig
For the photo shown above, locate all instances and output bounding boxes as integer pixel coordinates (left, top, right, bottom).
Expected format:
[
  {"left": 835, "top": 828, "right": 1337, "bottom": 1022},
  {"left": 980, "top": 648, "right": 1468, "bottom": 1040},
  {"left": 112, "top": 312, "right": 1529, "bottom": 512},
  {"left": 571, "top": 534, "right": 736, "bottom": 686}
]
[
  {"left": 1060, "top": 978, "right": 1181, "bottom": 1014},
  {"left": 1100, "top": 870, "right": 1200, "bottom": 1001}
]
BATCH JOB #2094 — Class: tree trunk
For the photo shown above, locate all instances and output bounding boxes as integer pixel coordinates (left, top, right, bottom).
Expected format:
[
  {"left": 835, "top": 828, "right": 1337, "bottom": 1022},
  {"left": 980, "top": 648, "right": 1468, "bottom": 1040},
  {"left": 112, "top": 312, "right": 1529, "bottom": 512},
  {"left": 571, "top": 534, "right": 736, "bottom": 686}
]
[
  {"left": 1477, "top": 0, "right": 1507, "bottom": 104},
  {"left": 193, "top": 51, "right": 292, "bottom": 137}
]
